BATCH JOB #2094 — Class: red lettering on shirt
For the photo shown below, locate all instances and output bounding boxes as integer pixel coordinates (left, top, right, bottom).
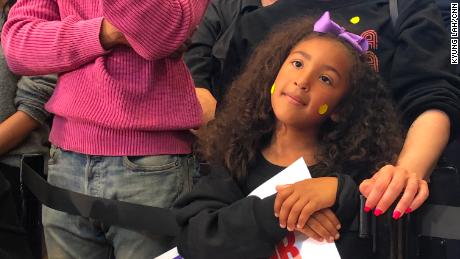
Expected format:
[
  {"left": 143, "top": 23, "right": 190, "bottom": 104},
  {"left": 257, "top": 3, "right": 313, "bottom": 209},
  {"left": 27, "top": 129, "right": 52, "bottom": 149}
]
[
  {"left": 366, "top": 50, "right": 379, "bottom": 72},
  {"left": 271, "top": 232, "right": 302, "bottom": 259},
  {"left": 361, "top": 30, "right": 378, "bottom": 49},
  {"left": 361, "top": 30, "right": 379, "bottom": 72}
]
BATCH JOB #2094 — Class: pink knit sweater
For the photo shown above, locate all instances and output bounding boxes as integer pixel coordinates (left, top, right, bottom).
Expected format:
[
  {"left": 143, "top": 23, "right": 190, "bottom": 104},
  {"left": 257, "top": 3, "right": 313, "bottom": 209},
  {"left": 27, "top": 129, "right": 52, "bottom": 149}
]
[{"left": 2, "top": 0, "right": 208, "bottom": 156}]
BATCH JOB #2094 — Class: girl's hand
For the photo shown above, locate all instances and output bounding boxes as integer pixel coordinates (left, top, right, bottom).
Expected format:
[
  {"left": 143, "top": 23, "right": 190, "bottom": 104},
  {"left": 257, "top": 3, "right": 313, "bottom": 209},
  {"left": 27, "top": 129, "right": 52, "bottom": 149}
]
[
  {"left": 296, "top": 208, "right": 341, "bottom": 243},
  {"left": 359, "top": 165, "right": 429, "bottom": 218},
  {"left": 274, "top": 177, "right": 338, "bottom": 231}
]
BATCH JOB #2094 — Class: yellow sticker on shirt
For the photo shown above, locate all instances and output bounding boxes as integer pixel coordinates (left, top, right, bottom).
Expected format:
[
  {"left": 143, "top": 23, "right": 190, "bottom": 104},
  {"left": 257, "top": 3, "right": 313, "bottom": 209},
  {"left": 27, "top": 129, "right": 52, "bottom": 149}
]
[{"left": 350, "top": 16, "right": 360, "bottom": 24}]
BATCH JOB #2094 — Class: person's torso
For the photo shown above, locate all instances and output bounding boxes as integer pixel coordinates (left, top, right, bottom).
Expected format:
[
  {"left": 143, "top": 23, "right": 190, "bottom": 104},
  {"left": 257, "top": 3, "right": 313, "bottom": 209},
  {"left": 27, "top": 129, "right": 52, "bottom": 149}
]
[
  {"left": 242, "top": 154, "right": 371, "bottom": 259},
  {"left": 47, "top": 1, "right": 202, "bottom": 131},
  {"left": 221, "top": 0, "right": 398, "bottom": 91},
  {"left": 43, "top": 1, "right": 201, "bottom": 155}
]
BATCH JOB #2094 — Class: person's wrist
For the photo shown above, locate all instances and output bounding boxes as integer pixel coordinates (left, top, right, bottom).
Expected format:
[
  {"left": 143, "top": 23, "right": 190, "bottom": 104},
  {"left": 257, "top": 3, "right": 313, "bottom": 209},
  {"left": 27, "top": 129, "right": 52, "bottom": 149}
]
[
  {"left": 323, "top": 177, "right": 338, "bottom": 207},
  {"left": 395, "top": 160, "right": 427, "bottom": 181}
]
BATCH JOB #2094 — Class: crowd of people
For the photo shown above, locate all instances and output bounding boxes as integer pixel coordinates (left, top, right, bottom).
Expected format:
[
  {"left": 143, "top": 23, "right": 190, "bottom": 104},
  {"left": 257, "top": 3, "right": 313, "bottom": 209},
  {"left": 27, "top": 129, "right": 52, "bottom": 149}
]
[{"left": 0, "top": 0, "right": 458, "bottom": 258}]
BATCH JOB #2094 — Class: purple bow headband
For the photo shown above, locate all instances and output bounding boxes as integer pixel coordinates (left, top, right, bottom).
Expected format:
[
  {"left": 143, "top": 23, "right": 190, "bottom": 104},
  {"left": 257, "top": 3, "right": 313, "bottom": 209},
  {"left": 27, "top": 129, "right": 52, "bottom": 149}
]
[{"left": 313, "top": 11, "right": 369, "bottom": 54}]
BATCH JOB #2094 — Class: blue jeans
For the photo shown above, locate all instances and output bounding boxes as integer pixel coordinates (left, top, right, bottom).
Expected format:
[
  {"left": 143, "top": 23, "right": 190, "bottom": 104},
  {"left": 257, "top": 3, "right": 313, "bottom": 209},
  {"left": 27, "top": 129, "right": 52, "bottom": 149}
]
[{"left": 42, "top": 146, "right": 196, "bottom": 259}]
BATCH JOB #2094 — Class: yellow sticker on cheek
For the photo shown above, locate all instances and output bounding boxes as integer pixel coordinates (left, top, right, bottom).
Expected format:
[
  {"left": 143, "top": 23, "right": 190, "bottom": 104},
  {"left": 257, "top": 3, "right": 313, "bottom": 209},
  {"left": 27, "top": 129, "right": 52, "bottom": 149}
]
[
  {"left": 350, "top": 16, "right": 360, "bottom": 24},
  {"left": 271, "top": 83, "right": 276, "bottom": 95},
  {"left": 318, "top": 104, "right": 329, "bottom": 115}
]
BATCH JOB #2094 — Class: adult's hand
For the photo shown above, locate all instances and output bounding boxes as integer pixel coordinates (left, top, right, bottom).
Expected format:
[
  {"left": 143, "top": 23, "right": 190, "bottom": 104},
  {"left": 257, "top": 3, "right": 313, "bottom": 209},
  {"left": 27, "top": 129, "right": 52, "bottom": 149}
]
[
  {"left": 195, "top": 87, "right": 217, "bottom": 125},
  {"left": 360, "top": 110, "right": 450, "bottom": 219},
  {"left": 261, "top": 0, "right": 278, "bottom": 7},
  {"left": 360, "top": 165, "right": 428, "bottom": 218}
]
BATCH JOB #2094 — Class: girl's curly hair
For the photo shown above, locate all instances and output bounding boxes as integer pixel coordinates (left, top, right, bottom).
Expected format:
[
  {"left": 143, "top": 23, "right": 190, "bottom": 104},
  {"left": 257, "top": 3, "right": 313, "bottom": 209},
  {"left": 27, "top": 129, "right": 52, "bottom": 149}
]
[{"left": 198, "top": 17, "right": 404, "bottom": 182}]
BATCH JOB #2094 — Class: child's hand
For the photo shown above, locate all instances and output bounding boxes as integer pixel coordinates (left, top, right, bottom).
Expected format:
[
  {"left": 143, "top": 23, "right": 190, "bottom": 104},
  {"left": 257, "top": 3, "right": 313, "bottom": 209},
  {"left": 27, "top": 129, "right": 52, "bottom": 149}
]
[
  {"left": 295, "top": 209, "right": 341, "bottom": 243},
  {"left": 274, "top": 177, "right": 338, "bottom": 231}
]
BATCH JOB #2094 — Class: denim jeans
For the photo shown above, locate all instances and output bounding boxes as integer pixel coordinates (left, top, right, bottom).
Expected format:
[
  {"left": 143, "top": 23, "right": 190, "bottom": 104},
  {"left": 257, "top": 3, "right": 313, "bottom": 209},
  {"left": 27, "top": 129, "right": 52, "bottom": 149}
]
[{"left": 42, "top": 146, "right": 196, "bottom": 259}]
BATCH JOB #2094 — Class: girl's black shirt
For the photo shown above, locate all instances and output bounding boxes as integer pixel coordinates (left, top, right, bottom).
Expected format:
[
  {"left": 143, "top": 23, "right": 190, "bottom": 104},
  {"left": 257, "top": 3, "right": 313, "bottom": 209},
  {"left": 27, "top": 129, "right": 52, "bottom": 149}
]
[{"left": 174, "top": 153, "right": 371, "bottom": 259}]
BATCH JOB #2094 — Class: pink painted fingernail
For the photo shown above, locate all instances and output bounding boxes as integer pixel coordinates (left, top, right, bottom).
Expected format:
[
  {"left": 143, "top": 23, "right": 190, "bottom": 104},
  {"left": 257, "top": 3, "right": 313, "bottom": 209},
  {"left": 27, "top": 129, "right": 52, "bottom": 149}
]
[
  {"left": 364, "top": 206, "right": 371, "bottom": 213},
  {"left": 374, "top": 209, "right": 383, "bottom": 217},
  {"left": 392, "top": 210, "right": 401, "bottom": 220},
  {"left": 280, "top": 223, "right": 285, "bottom": 228},
  {"left": 405, "top": 208, "right": 412, "bottom": 214},
  {"left": 274, "top": 213, "right": 278, "bottom": 217}
]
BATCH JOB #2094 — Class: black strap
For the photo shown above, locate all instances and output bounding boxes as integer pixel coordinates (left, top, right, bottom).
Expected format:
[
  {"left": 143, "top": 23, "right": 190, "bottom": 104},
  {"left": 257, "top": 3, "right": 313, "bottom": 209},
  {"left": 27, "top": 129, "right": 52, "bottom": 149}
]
[
  {"left": 417, "top": 204, "right": 460, "bottom": 240},
  {"left": 20, "top": 161, "right": 180, "bottom": 236},
  {"left": 389, "top": 0, "right": 398, "bottom": 27}
]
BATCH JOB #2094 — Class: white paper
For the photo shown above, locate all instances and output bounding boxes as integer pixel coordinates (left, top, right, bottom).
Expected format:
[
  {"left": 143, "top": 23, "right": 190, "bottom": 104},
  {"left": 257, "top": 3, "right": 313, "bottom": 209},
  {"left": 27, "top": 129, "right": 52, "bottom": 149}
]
[
  {"left": 156, "top": 157, "right": 341, "bottom": 259},
  {"left": 248, "top": 157, "right": 312, "bottom": 198},
  {"left": 155, "top": 247, "right": 182, "bottom": 259},
  {"left": 249, "top": 157, "right": 340, "bottom": 259}
]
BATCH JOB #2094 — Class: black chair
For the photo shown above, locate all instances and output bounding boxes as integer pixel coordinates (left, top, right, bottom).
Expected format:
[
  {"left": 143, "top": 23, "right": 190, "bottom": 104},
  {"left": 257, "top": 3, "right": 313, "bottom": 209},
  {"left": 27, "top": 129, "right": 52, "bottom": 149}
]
[{"left": 409, "top": 163, "right": 460, "bottom": 259}]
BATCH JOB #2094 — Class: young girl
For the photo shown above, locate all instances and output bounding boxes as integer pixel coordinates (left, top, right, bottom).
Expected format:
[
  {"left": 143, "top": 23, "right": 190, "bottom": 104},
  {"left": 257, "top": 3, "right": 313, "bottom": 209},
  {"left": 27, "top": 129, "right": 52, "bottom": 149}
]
[
  {"left": 2, "top": 0, "right": 208, "bottom": 258},
  {"left": 175, "top": 13, "right": 403, "bottom": 259}
]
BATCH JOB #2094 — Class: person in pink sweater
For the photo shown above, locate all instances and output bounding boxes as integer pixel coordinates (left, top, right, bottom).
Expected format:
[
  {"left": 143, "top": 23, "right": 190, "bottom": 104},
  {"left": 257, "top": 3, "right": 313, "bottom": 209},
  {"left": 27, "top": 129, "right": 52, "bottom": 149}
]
[{"left": 1, "top": 0, "right": 209, "bottom": 258}]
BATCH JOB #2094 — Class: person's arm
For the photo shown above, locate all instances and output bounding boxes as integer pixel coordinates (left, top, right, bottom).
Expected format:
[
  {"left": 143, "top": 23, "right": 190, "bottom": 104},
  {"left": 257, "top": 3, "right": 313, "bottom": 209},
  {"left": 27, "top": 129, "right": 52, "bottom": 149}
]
[
  {"left": 275, "top": 174, "right": 360, "bottom": 232},
  {"left": 0, "top": 74, "right": 57, "bottom": 155},
  {"left": 14, "top": 74, "right": 57, "bottom": 125},
  {"left": 185, "top": 0, "right": 225, "bottom": 91},
  {"left": 0, "top": 111, "right": 39, "bottom": 155},
  {"left": 219, "top": 20, "right": 249, "bottom": 99},
  {"left": 361, "top": 110, "right": 448, "bottom": 216},
  {"left": 360, "top": 0, "right": 460, "bottom": 217},
  {"left": 102, "top": 0, "right": 209, "bottom": 61},
  {"left": 331, "top": 174, "right": 360, "bottom": 227},
  {"left": 219, "top": 7, "right": 277, "bottom": 100},
  {"left": 1, "top": 0, "right": 109, "bottom": 75},
  {"left": 184, "top": 0, "right": 223, "bottom": 124},
  {"left": 184, "top": 0, "right": 238, "bottom": 124},
  {"left": 175, "top": 165, "right": 287, "bottom": 259},
  {"left": 397, "top": 110, "right": 450, "bottom": 180}
]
